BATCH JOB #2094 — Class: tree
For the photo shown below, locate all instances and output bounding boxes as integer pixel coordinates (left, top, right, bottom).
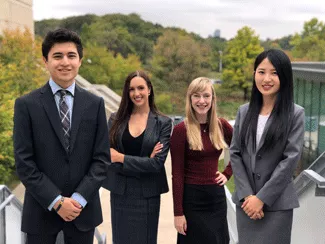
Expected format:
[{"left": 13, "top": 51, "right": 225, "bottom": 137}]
[
  {"left": 222, "top": 27, "right": 263, "bottom": 100},
  {"left": 0, "top": 28, "right": 48, "bottom": 183},
  {"left": 291, "top": 18, "right": 325, "bottom": 61},
  {"left": 205, "top": 37, "right": 227, "bottom": 72},
  {"left": 155, "top": 93, "right": 173, "bottom": 114},
  {"left": 151, "top": 30, "right": 207, "bottom": 87},
  {"left": 79, "top": 43, "right": 142, "bottom": 92}
]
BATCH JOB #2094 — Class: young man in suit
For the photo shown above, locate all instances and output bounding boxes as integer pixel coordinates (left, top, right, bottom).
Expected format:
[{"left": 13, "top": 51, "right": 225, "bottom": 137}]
[{"left": 13, "top": 28, "right": 110, "bottom": 244}]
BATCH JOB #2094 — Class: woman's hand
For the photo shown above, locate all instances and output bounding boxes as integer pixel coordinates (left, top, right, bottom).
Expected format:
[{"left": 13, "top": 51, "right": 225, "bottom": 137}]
[
  {"left": 110, "top": 148, "right": 124, "bottom": 163},
  {"left": 241, "top": 195, "right": 264, "bottom": 220},
  {"left": 215, "top": 171, "right": 228, "bottom": 185},
  {"left": 174, "top": 215, "right": 187, "bottom": 235},
  {"left": 150, "top": 142, "right": 163, "bottom": 158}
]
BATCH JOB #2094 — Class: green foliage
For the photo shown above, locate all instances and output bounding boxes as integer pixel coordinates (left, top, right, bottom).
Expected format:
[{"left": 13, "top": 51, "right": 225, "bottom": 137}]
[
  {"left": 36, "top": 13, "right": 164, "bottom": 65},
  {"left": 218, "top": 159, "right": 235, "bottom": 193},
  {"left": 150, "top": 30, "right": 210, "bottom": 112},
  {"left": 205, "top": 37, "right": 227, "bottom": 71},
  {"left": 215, "top": 84, "right": 246, "bottom": 120},
  {"left": 79, "top": 43, "right": 142, "bottom": 90},
  {"left": 261, "top": 35, "right": 294, "bottom": 51},
  {"left": 0, "top": 28, "right": 48, "bottom": 184},
  {"left": 291, "top": 18, "right": 325, "bottom": 61},
  {"left": 222, "top": 27, "right": 263, "bottom": 100},
  {"left": 155, "top": 93, "right": 173, "bottom": 114},
  {"left": 151, "top": 30, "right": 207, "bottom": 86},
  {"left": 278, "top": 35, "right": 294, "bottom": 50},
  {"left": 35, "top": 14, "right": 98, "bottom": 37}
]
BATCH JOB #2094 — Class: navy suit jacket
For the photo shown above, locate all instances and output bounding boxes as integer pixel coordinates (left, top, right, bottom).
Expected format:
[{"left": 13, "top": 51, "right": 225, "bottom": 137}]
[{"left": 13, "top": 82, "right": 110, "bottom": 234}]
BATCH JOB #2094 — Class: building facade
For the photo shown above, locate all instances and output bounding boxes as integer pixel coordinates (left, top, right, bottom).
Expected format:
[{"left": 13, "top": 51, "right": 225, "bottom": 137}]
[{"left": 0, "top": 0, "right": 34, "bottom": 35}]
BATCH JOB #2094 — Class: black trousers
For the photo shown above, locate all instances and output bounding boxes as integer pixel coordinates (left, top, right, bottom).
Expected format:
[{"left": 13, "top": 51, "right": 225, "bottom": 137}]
[{"left": 26, "top": 222, "right": 95, "bottom": 244}]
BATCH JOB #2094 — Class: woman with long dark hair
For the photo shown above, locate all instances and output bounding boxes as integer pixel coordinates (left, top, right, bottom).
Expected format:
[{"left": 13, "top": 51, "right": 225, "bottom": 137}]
[
  {"left": 102, "top": 70, "right": 172, "bottom": 244},
  {"left": 230, "top": 49, "right": 305, "bottom": 244},
  {"left": 170, "top": 77, "right": 233, "bottom": 244}
]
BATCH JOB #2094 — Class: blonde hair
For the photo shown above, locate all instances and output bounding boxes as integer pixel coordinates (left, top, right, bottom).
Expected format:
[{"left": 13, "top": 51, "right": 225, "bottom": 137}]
[{"left": 185, "top": 77, "right": 227, "bottom": 151}]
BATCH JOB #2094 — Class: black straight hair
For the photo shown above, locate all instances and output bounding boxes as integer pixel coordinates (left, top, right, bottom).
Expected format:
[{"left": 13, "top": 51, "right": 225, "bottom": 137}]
[
  {"left": 109, "top": 70, "right": 162, "bottom": 147},
  {"left": 42, "top": 28, "right": 83, "bottom": 61},
  {"left": 240, "top": 49, "right": 294, "bottom": 152}
]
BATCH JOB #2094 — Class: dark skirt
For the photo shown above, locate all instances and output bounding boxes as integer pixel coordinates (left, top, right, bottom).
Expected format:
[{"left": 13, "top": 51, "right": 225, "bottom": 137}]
[
  {"left": 236, "top": 206, "right": 293, "bottom": 244},
  {"left": 110, "top": 177, "right": 161, "bottom": 244},
  {"left": 177, "top": 184, "right": 230, "bottom": 244}
]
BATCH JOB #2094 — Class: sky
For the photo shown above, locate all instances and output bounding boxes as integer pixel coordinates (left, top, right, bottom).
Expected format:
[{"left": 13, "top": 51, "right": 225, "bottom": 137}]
[{"left": 33, "top": 0, "right": 325, "bottom": 40}]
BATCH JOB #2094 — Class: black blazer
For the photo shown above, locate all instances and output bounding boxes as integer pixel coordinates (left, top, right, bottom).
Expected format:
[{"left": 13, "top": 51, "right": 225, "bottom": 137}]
[
  {"left": 13, "top": 82, "right": 110, "bottom": 234},
  {"left": 102, "top": 112, "right": 172, "bottom": 198}
]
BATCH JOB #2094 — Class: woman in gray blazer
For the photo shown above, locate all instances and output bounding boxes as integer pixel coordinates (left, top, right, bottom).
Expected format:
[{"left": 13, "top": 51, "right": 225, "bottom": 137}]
[
  {"left": 230, "top": 49, "right": 305, "bottom": 244},
  {"left": 102, "top": 71, "right": 172, "bottom": 244}
]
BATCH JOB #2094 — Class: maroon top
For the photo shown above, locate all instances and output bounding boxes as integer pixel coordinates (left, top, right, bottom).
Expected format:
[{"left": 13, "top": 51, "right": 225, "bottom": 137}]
[{"left": 170, "top": 118, "right": 233, "bottom": 216}]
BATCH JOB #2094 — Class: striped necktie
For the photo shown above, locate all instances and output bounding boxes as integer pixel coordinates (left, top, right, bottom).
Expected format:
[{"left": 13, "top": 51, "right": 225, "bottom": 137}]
[{"left": 58, "top": 90, "right": 70, "bottom": 151}]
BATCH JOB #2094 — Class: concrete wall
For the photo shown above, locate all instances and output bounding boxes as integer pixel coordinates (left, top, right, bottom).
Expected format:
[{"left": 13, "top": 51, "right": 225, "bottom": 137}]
[{"left": 0, "top": 0, "right": 34, "bottom": 35}]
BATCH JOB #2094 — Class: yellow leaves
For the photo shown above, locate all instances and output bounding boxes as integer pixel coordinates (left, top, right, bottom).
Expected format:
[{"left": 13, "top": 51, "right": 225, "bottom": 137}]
[{"left": 0, "top": 28, "right": 47, "bottom": 182}]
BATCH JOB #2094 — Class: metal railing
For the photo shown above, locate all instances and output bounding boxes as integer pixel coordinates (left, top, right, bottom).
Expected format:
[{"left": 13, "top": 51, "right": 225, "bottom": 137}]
[
  {"left": 0, "top": 185, "right": 24, "bottom": 244},
  {"left": 0, "top": 185, "right": 107, "bottom": 244},
  {"left": 225, "top": 186, "right": 238, "bottom": 244},
  {"left": 291, "top": 150, "right": 325, "bottom": 243},
  {"left": 294, "top": 150, "right": 325, "bottom": 197},
  {"left": 223, "top": 148, "right": 238, "bottom": 244},
  {"left": 303, "top": 170, "right": 325, "bottom": 196}
]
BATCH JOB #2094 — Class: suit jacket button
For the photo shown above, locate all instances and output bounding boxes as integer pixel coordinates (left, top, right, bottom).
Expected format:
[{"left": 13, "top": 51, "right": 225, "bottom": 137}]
[
  {"left": 256, "top": 174, "right": 261, "bottom": 180},
  {"left": 257, "top": 154, "right": 262, "bottom": 159}
]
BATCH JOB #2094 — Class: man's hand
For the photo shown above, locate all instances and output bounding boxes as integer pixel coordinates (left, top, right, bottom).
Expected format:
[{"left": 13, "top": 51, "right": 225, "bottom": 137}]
[
  {"left": 241, "top": 195, "right": 264, "bottom": 220},
  {"left": 150, "top": 142, "right": 163, "bottom": 158},
  {"left": 54, "top": 198, "right": 82, "bottom": 222},
  {"left": 110, "top": 148, "right": 125, "bottom": 163},
  {"left": 174, "top": 215, "right": 187, "bottom": 235}
]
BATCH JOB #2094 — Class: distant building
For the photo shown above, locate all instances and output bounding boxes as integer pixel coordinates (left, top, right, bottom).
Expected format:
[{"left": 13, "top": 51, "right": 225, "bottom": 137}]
[
  {"left": 213, "top": 29, "right": 221, "bottom": 38},
  {"left": 0, "top": 0, "right": 34, "bottom": 36}
]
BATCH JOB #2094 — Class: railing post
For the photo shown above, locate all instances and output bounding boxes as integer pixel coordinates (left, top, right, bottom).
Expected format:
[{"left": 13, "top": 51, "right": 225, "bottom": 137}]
[{"left": 0, "top": 188, "right": 6, "bottom": 244}]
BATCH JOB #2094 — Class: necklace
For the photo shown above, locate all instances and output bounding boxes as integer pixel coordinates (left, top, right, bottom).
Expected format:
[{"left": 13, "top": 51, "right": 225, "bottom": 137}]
[{"left": 203, "top": 124, "right": 209, "bottom": 133}]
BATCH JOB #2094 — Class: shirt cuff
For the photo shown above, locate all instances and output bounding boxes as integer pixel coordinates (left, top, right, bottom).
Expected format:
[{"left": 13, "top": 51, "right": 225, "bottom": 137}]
[
  {"left": 48, "top": 195, "right": 62, "bottom": 211},
  {"left": 71, "top": 192, "right": 87, "bottom": 208}
]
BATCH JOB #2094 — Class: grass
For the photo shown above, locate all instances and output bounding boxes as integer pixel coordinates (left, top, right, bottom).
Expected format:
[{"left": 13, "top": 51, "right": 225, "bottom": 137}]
[
  {"left": 214, "top": 85, "right": 248, "bottom": 120},
  {"left": 218, "top": 159, "right": 235, "bottom": 194}
]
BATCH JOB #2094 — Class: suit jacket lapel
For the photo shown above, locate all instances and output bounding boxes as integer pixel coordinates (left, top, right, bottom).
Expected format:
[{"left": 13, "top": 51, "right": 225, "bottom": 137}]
[
  {"left": 40, "top": 82, "right": 67, "bottom": 152},
  {"left": 69, "top": 85, "right": 87, "bottom": 153},
  {"left": 140, "top": 112, "right": 156, "bottom": 156}
]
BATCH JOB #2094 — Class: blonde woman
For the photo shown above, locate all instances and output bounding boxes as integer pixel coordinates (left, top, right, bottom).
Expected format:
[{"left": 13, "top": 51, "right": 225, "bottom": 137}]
[{"left": 170, "top": 77, "right": 233, "bottom": 244}]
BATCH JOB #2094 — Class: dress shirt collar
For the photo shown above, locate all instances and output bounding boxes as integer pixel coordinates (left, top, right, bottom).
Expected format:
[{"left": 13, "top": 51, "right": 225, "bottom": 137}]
[{"left": 49, "top": 78, "right": 75, "bottom": 96}]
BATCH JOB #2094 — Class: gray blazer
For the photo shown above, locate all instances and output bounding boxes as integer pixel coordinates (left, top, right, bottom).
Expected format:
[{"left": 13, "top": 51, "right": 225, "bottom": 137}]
[
  {"left": 102, "top": 111, "right": 172, "bottom": 198},
  {"left": 230, "top": 103, "right": 305, "bottom": 211}
]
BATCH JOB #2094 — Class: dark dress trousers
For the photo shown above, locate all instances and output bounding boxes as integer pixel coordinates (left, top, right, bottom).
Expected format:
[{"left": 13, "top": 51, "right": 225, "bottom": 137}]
[
  {"left": 102, "top": 111, "right": 172, "bottom": 244},
  {"left": 13, "top": 82, "right": 110, "bottom": 236}
]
